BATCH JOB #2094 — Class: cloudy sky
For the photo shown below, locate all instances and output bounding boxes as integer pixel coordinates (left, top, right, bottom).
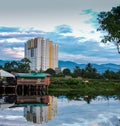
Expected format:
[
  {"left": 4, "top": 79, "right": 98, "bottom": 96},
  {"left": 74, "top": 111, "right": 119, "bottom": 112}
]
[{"left": 0, "top": 0, "right": 120, "bottom": 64}]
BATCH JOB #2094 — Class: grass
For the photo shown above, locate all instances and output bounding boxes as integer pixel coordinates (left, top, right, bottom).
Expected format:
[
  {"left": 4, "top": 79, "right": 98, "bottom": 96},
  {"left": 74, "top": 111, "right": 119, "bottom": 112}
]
[{"left": 49, "top": 77, "right": 120, "bottom": 95}]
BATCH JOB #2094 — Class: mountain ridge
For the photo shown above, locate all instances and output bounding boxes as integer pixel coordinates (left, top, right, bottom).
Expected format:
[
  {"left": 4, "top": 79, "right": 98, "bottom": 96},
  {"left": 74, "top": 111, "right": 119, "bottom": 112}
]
[
  {"left": 0, "top": 60, "right": 120, "bottom": 73},
  {"left": 58, "top": 60, "right": 120, "bottom": 73}
]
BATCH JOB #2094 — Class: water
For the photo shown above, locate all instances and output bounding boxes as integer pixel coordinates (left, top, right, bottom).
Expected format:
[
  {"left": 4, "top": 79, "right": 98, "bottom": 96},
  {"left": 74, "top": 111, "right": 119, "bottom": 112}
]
[{"left": 0, "top": 95, "right": 120, "bottom": 126}]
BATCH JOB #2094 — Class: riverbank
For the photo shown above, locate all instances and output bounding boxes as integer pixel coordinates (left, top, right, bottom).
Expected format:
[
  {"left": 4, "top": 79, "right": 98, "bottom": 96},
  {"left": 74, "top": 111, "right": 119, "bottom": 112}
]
[{"left": 49, "top": 77, "right": 120, "bottom": 95}]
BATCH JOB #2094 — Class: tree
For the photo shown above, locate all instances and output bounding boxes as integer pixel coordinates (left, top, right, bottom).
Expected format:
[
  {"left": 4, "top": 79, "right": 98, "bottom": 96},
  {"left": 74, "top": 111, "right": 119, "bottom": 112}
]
[
  {"left": 45, "top": 68, "right": 56, "bottom": 76},
  {"left": 97, "top": 5, "right": 120, "bottom": 53},
  {"left": 85, "top": 63, "right": 97, "bottom": 78},
  {"left": 103, "top": 70, "right": 112, "bottom": 79},
  {"left": 0, "top": 65, "right": 3, "bottom": 69},
  {"left": 4, "top": 61, "right": 12, "bottom": 71},
  {"left": 81, "top": 69, "right": 86, "bottom": 78},
  {"left": 10, "top": 61, "right": 18, "bottom": 72},
  {"left": 85, "top": 63, "right": 93, "bottom": 72},
  {"left": 73, "top": 66, "right": 81, "bottom": 78},
  {"left": 103, "top": 70, "right": 117, "bottom": 79},
  {"left": 18, "top": 58, "right": 31, "bottom": 73},
  {"left": 63, "top": 68, "right": 71, "bottom": 76}
]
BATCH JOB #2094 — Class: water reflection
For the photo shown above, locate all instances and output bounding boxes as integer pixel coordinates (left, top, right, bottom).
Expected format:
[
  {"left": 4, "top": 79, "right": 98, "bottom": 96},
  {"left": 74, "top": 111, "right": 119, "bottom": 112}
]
[
  {"left": 0, "top": 91, "right": 57, "bottom": 124},
  {"left": 24, "top": 96, "right": 57, "bottom": 124},
  {"left": 0, "top": 91, "right": 120, "bottom": 126}
]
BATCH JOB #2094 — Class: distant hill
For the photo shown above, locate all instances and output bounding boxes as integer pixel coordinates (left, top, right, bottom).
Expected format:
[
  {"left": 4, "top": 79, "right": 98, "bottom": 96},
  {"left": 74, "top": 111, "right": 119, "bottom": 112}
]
[
  {"left": 59, "top": 60, "right": 120, "bottom": 73},
  {"left": 0, "top": 60, "right": 8, "bottom": 66},
  {"left": 0, "top": 60, "right": 120, "bottom": 73}
]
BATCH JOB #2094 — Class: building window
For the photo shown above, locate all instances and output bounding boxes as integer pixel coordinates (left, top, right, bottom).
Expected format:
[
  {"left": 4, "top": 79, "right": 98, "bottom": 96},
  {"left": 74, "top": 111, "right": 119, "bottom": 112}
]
[{"left": 31, "top": 48, "right": 34, "bottom": 57}]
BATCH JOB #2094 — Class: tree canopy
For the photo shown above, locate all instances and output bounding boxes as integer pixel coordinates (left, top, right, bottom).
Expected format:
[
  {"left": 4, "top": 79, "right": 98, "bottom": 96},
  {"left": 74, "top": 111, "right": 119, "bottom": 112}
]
[
  {"left": 97, "top": 5, "right": 120, "bottom": 53},
  {"left": 45, "top": 68, "right": 56, "bottom": 76},
  {"left": 3, "top": 58, "right": 31, "bottom": 73},
  {"left": 63, "top": 68, "right": 71, "bottom": 76}
]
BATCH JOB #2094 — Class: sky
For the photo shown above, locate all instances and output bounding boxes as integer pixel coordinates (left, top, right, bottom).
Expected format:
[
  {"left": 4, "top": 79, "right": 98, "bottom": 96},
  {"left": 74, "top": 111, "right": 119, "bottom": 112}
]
[{"left": 0, "top": 0, "right": 120, "bottom": 64}]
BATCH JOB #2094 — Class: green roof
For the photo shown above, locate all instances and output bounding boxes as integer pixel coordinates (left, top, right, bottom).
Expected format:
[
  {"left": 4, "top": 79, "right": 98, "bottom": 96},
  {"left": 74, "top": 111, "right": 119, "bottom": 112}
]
[
  {"left": 14, "top": 103, "right": 48, "bottom": 107},
  {"left": 15, "top": 73, "right": 49, "bottom": 78}
]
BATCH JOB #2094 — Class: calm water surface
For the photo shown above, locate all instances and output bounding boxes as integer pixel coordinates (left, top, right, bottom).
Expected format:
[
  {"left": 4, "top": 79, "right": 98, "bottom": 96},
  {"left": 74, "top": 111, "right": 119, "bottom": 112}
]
[{"left": 0, "top": 95, "right": 120, "bottom": 126}]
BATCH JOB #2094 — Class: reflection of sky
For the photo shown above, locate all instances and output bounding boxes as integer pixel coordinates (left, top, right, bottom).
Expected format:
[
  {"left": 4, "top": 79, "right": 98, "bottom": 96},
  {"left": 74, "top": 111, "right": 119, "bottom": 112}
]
[{"left": 0, "top": 97, "right": 120, "bottom": 126}]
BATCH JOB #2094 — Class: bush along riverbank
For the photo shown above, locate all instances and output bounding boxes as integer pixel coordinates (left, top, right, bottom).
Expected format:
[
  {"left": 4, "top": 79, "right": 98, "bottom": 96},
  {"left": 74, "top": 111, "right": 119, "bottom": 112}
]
[{"left": 48, "top": 77, "right": 120, "bottom": 95}]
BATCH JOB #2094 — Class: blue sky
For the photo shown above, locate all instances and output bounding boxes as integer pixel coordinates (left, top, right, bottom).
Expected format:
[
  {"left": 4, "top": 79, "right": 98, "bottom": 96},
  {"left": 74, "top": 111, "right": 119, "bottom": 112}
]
[{"left": 0, "top": 0, "right": 120, "bottom": 64}]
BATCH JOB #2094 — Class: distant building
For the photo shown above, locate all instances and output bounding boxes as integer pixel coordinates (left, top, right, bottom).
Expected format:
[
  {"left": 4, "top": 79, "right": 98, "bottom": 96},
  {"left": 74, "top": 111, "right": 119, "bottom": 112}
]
[
  {"left": 55, "top": 68, "right": 62, "bottom": 74},
  {"left": 55, "top": 67, "right": 69, "bottom": 74},
  {"left": 25, "top": 37, "right": 58, "bottom": 71}
]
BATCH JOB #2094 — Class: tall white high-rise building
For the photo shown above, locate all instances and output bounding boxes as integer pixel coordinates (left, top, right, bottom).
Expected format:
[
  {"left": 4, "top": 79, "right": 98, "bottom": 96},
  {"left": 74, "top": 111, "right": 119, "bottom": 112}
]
[{"left": 25, "top": 37, "right": 58, "bottom": 71}]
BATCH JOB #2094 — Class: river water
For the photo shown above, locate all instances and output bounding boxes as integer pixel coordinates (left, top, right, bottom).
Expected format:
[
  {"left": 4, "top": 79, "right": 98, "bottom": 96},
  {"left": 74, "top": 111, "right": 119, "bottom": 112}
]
[{"left": 0, "top": 95, "right": 120, "bottom": 126}]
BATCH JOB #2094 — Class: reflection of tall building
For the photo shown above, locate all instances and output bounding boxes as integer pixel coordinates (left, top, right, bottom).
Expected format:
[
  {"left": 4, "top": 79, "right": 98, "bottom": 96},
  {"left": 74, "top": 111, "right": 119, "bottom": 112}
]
[
  {"left": 24, "top": 106, "right": 48, "bottom": 124},
  {"left": 48, "top": 96, "right": 57, "bottom": 120},
  {"left": 52, "top": 96, "right": 57, "bottom": 117},
  {"left": 24, "top": 96, "right": 58, "bottom": 124},
  {"left": 48, "top": 96, "right": 52, "bottom": 120},
  {"left": 25, "top": 37, "right": 58, "bottom": 71}
]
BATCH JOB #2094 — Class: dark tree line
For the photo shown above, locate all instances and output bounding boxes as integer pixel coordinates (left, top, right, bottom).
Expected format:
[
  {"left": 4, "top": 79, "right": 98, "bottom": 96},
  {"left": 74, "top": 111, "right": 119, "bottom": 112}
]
[
  {"left": 0, "top": 59, "right": 120, "bottom": 79},
  {"left": 45, "top": 63, "right": 120, "bottom": 80},
  {"left": 0, "top": 58, "right": 31, "bottom": 73}
]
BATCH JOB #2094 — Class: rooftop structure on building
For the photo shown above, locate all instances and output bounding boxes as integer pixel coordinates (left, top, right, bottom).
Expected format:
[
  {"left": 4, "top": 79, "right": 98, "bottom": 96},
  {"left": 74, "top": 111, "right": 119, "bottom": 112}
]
[{"left": 25, "top": 37, "right": 58, "bottom": 71}]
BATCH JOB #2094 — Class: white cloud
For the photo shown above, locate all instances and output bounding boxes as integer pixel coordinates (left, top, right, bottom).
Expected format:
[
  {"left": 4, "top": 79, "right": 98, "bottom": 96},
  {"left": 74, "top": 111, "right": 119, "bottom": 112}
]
[
  {"left": 0, "top": 38, "right": 25, "bottom": 43},
  {"left": 59, "top": 52, "right": 120, "bottom": 64},
  {"left": 59, "top": 52, "right": 107, "bottom": 64},
  {"left": 2, "top": 47, "right": 24, "bottom": 59}
]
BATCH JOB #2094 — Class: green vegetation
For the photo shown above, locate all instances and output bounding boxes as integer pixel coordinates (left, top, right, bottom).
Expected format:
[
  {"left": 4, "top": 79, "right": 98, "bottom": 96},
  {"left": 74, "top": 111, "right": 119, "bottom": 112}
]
[
  {"left": 1, "top": 58, "right": 31, "bottom": 73},
  {"left": 44, "top": 63, "right": 120, "bottom": 80},
  {"left": 1, "top": 58, "right": 120, "bottom": 97},
  {"left": 49, "top": 77, "right": 120, "bottom": 96},
  {"left": 97, "top": 5, "right": 120, "bottom": 53},
  {"left": 49, "top": 77, "right": 120, "bottom": 103}
]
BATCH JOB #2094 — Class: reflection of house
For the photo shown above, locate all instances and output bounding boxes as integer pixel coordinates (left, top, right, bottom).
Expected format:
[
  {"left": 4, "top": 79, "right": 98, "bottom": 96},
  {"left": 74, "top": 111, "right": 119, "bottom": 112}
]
[
  {"left": 16, "top": 95, "right": 49, "bottom": 104},
  {"left": 0, "top": 103, "right": 14, "bottom": 110},
  {"left": 24, "top": 96, "right": 58, "bottom": 124}
]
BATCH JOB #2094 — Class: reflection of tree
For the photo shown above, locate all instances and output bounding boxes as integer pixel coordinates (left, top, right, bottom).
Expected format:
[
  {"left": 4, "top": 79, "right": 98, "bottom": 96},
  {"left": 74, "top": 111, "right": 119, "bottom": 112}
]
[
  {"left": 83, "top": 96, "right": 92, "bottom": 104},
  {"left": 115, "top": 119, "right": 120, "bottom": 126}
]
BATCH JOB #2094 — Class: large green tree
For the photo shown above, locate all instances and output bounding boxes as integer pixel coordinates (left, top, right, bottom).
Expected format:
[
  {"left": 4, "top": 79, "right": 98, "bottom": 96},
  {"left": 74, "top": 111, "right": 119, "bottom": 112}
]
[
  {"left": 45, "top": 68, "right": 56, "bottom": 76},
  {"left": 3, "top": 58, "right": 31, "bottom": 73},
  {"left": 85, "top": 63, "right": 97, "bottom": 78},
  {"left": 73, "top": 66, "right": 81, "bottom": 78},
  {"left": 18, "top": 58, "right": 31, "bottom": 73},
  {"left": 97, "top": 5, "right": 120, "bottom": 53},
  {"left": 63, "top": 68, "right": 71, "bottom": 76}
]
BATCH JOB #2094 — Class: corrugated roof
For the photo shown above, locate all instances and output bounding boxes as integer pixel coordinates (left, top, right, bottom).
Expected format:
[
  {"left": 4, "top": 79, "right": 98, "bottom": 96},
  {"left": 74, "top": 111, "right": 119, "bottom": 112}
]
[
  {"left": 0, "top": 69, "right": 15, "bottom": 77},
  {"left": 15, "top": 73, "right": 48, "bottom": 78}
]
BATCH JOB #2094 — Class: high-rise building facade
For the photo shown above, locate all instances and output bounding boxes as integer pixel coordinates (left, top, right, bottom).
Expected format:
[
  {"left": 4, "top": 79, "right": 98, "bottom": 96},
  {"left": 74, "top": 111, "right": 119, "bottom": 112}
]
[{"left": 25, "top": 37, "right": 58, "bottom": 71}]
